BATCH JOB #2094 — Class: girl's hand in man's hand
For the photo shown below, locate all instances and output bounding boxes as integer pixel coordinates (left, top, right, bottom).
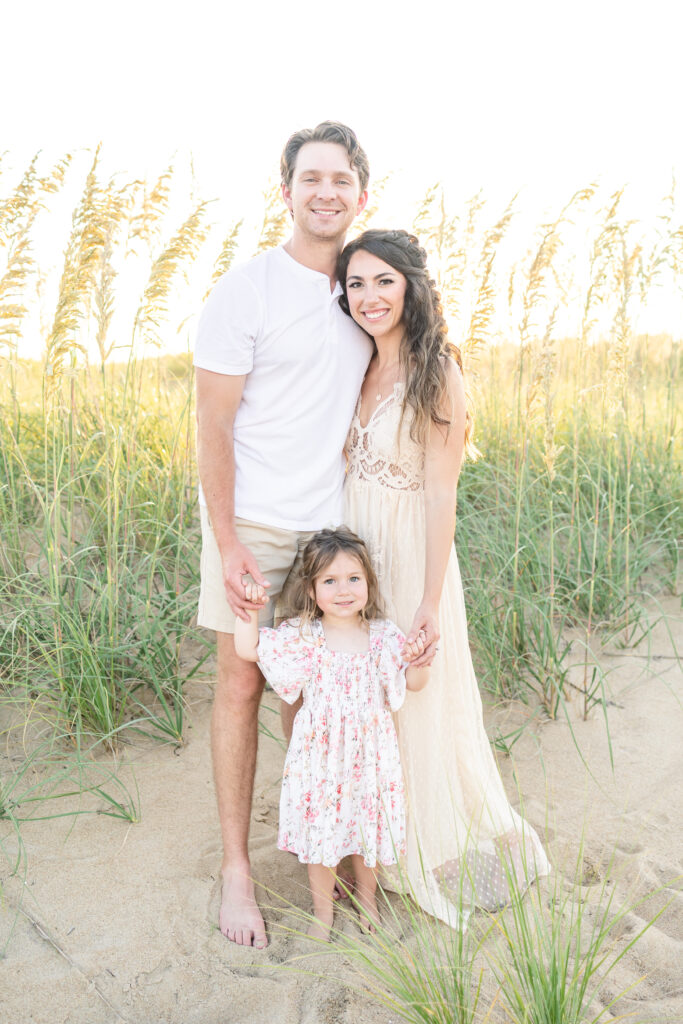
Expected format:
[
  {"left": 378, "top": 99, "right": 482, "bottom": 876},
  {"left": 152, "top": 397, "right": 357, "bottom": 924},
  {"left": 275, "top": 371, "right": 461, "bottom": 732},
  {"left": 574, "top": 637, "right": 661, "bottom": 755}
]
[
  {"left": 222, "top": 540, "right": 271, "bottom": 622},
  {"left": 243, "top": 580, "right": 269, "bottom": 606}
]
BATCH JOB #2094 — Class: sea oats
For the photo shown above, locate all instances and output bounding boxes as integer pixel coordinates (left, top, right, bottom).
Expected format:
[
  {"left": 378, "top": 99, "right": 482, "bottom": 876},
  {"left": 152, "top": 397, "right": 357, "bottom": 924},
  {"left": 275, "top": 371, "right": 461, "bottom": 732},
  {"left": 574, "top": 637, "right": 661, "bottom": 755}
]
[
  {"left": 206, "top": 218, "right": 243, "bottom": 296},
  {"left": 133, "top": 199, "right": 212, "bottom": 348},
  {"left": 128, "top": 162, "right": 174, "bottom": 253},
  {"left": 46, "top": 147, "right": 132, "bottom": 388},
  {"left": 253, "top": 181, "right": 289, "bottom": 256}
]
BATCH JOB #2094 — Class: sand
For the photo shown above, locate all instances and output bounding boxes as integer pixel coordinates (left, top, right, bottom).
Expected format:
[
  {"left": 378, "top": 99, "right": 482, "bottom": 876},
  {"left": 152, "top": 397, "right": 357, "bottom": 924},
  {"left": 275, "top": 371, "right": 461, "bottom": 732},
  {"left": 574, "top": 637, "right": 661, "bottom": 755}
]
[{"left": 1, "top": 596, "right": 681, "bottom": 1024}]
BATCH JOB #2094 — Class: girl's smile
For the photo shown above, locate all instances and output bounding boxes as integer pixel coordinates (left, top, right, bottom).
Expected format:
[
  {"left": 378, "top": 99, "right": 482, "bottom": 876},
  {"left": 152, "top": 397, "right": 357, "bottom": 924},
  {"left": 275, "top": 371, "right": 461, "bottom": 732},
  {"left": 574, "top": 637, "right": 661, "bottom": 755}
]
[{"left": 312, "top": 552, "right": 369, "bottom": 624}]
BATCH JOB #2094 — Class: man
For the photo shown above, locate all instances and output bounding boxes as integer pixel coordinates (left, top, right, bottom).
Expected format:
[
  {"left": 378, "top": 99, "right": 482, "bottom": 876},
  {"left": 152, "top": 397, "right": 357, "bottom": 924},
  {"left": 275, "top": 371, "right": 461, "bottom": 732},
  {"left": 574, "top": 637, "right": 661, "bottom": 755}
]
[{"left": 194, "top": 122, "right": 372, "bottom": 948}]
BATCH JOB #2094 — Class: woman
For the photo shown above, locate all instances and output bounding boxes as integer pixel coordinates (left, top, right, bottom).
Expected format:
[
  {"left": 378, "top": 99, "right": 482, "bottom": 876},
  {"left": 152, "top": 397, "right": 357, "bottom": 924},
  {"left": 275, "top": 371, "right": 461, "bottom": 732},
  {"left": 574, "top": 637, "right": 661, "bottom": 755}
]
[{"left": 338, "top": 229, "right": 550, "bottom": 926}]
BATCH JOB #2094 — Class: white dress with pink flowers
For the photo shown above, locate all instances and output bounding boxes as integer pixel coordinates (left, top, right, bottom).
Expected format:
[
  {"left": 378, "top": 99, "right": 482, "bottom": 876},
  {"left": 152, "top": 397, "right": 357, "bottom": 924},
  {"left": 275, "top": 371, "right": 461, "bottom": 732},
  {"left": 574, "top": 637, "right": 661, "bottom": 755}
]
[{"left": 257, "top": 617, "right": 407, "bottom": 868}]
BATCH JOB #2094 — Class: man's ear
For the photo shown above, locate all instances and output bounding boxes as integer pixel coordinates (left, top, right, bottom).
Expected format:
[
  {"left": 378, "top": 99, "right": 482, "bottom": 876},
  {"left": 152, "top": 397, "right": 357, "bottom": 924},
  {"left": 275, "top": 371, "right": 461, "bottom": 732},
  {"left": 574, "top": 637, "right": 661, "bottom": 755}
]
[
  {"left": 356, "top": 189, "right": 369, "bottom": 216},
  {"left": 282, "top": 182, "right": 294, "bottom": 217}
]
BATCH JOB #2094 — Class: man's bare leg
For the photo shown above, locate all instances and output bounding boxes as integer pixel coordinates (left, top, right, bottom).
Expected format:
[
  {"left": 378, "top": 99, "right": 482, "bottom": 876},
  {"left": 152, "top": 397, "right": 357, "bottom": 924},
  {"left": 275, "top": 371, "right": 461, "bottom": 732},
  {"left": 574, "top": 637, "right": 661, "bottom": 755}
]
[{"left": 213, "top": 631, "right": 268, "bottom": 948}]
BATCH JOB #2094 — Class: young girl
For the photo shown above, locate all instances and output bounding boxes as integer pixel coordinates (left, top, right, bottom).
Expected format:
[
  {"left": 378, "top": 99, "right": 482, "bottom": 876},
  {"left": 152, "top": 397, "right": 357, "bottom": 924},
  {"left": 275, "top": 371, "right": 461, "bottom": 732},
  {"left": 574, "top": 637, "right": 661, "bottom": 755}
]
[{"left": 234, "top": 526, "right": 429, "bottom": 940}]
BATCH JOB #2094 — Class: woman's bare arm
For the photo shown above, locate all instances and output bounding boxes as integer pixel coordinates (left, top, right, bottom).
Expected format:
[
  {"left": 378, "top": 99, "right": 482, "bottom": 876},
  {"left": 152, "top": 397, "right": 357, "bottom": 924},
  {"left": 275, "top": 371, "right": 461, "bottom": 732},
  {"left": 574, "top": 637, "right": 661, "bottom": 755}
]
[{"left": 406, "top": 359, "right": 466, "bottom": 662}]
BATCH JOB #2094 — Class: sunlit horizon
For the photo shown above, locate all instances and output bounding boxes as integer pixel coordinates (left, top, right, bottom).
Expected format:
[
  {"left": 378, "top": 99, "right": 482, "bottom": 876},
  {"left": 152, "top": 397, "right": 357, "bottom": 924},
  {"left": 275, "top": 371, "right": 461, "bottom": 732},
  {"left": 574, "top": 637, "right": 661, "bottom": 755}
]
[{"left": 2, "top": 0, "right": 682, "bottom": 360}]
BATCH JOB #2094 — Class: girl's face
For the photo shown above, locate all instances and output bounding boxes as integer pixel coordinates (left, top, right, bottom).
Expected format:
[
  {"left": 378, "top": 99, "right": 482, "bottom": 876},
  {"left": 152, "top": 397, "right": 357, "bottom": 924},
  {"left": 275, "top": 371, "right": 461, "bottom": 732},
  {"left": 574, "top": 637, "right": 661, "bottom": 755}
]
[
  {"left": 312, "top": 552, "right": 369, "bottom": 621},
  {"left": 345, "top": 250, "right": 407, "bottom": 342}
]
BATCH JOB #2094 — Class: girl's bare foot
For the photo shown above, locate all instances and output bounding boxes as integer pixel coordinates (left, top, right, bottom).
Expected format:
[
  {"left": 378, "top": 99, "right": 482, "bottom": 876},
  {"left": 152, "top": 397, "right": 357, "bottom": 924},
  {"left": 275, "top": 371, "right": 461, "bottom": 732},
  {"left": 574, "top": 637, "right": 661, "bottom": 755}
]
[
  {"left": 307, "top": 906, "right": 334, "bottom": 941},
  {"left": 333, "top": 867, "right": 354, "bottom": 901},
  {"left": 355, "top": 890, "right": 381, "bottom": 934},
  {"left": 349, "top": 855, "right": 381, "bottom": 935},
  {"left": 307, "top": 863, "right": 337, "bottom": 942}
]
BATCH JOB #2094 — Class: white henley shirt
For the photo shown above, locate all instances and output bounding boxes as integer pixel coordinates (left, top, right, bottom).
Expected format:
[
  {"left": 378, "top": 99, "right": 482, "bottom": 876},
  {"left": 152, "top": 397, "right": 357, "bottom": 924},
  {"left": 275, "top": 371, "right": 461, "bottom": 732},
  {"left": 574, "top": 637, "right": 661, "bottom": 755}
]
[{"left": 194, "top": 245, "right": 372, "bottom": 531}]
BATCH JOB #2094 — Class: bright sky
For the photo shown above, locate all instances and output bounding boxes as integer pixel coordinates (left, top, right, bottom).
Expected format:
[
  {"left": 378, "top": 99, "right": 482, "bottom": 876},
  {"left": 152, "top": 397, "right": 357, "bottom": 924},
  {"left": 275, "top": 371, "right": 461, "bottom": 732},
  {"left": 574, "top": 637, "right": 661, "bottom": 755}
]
[
  {"left": 4, "top": 0, "right": 680, "bottom": 205},
  {"left": 2, "top": 0, "right": 682, "bottom": 356}
]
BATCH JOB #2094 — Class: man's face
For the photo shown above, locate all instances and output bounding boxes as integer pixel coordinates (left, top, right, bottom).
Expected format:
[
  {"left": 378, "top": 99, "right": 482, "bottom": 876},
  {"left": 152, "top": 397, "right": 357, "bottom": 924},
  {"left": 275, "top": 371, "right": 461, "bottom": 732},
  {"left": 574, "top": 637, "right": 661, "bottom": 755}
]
[{"left": 282, "top": 142, "right": 367, "bottom": 243}]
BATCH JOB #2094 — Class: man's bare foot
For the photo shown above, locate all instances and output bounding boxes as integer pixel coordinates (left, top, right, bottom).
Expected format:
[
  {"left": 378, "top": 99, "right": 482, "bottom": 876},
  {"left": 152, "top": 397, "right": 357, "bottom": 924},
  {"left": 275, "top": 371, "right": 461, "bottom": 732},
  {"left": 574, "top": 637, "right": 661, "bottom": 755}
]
[
  {"left": 307, "top": 907, "right": 334, "bottom": 941},
  {"left": 219, "top": 865, "right": 268, "bottom": 948}
]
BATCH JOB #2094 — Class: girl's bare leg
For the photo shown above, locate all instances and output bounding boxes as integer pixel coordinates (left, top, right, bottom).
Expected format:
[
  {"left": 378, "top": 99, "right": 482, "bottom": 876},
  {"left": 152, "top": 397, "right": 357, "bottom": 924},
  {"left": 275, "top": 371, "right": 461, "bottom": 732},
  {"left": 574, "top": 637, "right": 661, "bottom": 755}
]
[
  {"left": 306, "top": 863, "right": 338, "bottom": 941},
  {"left": 350, "top": 855, "right": 381, "bottom": 933}
]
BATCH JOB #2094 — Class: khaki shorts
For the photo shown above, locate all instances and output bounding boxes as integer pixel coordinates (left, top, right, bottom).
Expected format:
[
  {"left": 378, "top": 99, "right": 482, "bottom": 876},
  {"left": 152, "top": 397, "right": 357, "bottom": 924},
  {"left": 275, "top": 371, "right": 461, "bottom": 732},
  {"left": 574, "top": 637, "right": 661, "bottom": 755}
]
[{"left": 197, "top": 506, "right": 316, "bottom": 633}]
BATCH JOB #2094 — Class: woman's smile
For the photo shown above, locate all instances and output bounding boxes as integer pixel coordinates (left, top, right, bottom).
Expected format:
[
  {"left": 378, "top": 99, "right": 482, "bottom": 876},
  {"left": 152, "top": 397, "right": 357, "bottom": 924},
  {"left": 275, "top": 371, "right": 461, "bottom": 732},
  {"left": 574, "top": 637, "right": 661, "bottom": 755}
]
[{"left": 345, "top": 250, "right": 407, "bottom": 343}]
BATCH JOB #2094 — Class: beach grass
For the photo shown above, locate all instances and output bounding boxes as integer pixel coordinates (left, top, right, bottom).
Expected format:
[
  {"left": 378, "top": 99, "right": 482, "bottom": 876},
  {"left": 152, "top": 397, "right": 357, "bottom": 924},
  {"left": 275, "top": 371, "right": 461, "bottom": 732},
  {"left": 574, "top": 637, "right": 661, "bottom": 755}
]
[
  {"left": 263, "top": 829, "right": 672, "bottom": 1024},
  {"left": 0, "top": 154, "right": 681, "bottom": 973}
]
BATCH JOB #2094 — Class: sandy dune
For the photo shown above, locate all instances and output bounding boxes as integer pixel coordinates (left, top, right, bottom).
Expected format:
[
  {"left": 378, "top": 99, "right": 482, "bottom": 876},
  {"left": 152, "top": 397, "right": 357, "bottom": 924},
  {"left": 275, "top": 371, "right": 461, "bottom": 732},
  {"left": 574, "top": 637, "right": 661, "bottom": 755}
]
[{"left": 1, "top": 598, "right": 681, "bottom": 1024}]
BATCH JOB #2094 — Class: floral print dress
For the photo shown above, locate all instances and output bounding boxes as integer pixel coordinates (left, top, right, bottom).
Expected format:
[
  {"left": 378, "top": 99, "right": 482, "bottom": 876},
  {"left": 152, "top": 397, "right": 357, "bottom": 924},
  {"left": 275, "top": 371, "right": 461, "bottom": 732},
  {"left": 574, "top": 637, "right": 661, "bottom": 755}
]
[{"left": 257, "top": 618, "right": 407, "bottom": 868}]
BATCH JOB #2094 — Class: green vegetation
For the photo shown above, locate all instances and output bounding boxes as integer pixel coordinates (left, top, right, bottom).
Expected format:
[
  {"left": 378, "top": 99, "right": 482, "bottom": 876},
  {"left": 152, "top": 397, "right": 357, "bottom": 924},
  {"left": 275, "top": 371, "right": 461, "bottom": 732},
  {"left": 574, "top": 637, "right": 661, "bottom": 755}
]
[
  {"left": 270, "top": 837, "right": 670, "bottom": 1024},
  {"left": 0, "top": 152, "right": 680, "bottom": 1005}
]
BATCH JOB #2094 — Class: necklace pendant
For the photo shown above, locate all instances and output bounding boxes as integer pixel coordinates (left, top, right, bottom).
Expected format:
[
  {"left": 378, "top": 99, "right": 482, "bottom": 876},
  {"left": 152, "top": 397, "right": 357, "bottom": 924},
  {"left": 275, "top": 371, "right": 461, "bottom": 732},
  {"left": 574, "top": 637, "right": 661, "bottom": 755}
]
[{"left": 376, "top": 391, "right": 382, "bottom": 401}]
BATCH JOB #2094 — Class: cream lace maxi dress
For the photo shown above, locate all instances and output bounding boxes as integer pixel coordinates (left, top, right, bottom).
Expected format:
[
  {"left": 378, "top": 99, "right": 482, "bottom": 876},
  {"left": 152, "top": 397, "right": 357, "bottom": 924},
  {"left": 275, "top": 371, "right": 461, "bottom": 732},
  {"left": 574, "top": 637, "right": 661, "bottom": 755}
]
[{"left": 344, "top": 383, "right": 550, "bottom": 926}]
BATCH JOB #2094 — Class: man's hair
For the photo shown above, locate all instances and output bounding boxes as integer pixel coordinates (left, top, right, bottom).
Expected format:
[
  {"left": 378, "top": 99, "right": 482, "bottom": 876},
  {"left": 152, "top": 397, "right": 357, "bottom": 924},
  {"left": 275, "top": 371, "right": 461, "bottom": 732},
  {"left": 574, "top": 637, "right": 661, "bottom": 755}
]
[{"left": 280, "top": 121, "right": 370, "bottom": 193}]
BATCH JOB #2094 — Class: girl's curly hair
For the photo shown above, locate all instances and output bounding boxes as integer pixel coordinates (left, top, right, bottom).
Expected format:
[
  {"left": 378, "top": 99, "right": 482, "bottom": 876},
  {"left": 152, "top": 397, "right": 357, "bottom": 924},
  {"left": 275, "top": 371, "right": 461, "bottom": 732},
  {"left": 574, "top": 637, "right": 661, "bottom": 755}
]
[{"left": 290, "top": 527, "right": 384, "bottom": 629}]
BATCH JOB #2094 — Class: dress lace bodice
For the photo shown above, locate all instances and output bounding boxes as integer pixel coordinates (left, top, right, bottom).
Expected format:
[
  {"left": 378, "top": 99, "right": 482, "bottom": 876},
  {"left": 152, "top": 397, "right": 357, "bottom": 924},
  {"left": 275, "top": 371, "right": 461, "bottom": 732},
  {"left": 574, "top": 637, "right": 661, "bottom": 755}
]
[{"left": 346, "top": 384, "right": 424, "bottom": 492}]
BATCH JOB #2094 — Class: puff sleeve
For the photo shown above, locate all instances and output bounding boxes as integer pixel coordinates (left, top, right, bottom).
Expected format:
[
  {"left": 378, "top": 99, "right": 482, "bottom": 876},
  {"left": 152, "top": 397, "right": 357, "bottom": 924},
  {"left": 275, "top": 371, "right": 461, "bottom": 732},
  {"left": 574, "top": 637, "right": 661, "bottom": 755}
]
[
  {"left": 378, "top": 620, "right": 408, "bottom": 712},
  {"left": 257, "top": 620, "right": 315, "bottom": 704}
]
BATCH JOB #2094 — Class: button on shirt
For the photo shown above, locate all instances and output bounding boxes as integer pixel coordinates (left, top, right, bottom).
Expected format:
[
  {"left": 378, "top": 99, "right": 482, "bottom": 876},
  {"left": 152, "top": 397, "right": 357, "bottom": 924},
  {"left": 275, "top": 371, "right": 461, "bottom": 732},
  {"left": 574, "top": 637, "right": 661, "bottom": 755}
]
[{"left": 194, "top": 246, "right": 373, "bottom": 531}]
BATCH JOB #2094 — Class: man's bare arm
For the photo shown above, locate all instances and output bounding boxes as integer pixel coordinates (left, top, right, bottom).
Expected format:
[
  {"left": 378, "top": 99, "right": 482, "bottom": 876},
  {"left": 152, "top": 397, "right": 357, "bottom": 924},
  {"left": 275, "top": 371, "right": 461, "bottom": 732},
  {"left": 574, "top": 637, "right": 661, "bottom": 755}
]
[{"left": 195, "top": 368, "right": 270, "bottom": 621}]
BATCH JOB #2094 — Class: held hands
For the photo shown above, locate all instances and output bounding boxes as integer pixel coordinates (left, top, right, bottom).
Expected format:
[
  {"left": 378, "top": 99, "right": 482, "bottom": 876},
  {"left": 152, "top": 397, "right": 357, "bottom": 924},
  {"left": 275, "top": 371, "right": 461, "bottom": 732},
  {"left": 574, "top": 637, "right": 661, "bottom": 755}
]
[
  {"left": 402, "top": 628, "right": 432, "bottom": 693},
  {"left": 243, "top": 580, "right": 269, "bottom": 607},
  {"left": 222, "top": 541, "right": 271, "bottom": 623},
  {"left": 402, "top": 629, "right": 427, "bottom": 662},
  {"left": 405, "top": 604, "right": 440, "bottom": 667}
]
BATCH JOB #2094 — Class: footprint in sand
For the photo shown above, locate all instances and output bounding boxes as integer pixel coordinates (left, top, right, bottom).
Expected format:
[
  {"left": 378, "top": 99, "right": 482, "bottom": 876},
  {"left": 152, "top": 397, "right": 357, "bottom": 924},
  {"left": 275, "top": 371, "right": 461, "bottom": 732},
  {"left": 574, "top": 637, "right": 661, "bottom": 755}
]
[
  {"left": 615, "top": 838, "right": 645, "bottom": 855},
  {"left": 252, "top": 792, "right": 280, "bottom": 827}
]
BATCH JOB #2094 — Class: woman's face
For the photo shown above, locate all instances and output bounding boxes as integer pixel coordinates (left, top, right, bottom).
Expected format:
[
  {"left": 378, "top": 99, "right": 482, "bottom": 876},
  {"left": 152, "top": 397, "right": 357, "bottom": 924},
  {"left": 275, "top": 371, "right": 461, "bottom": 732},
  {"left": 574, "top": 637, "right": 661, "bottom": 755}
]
[{"left": 345, "top": 250, "right": 407, "bottom": 342}]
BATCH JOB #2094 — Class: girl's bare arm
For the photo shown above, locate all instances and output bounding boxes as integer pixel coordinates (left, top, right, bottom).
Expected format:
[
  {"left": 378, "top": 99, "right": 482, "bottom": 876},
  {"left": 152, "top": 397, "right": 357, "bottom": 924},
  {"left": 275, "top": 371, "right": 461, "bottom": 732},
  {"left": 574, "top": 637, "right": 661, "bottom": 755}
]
[
  {"left": 405, "top": 664, "right": 430, "bottom": 691},
  {"left": 233, "top": 582, "right": 269, "bottom": 662},
  {"left": 233, "top": 610, "right": 260, "bottom": 662},
  {"left": 403, "top": 631, "right": 430, "bottom": 691}
]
